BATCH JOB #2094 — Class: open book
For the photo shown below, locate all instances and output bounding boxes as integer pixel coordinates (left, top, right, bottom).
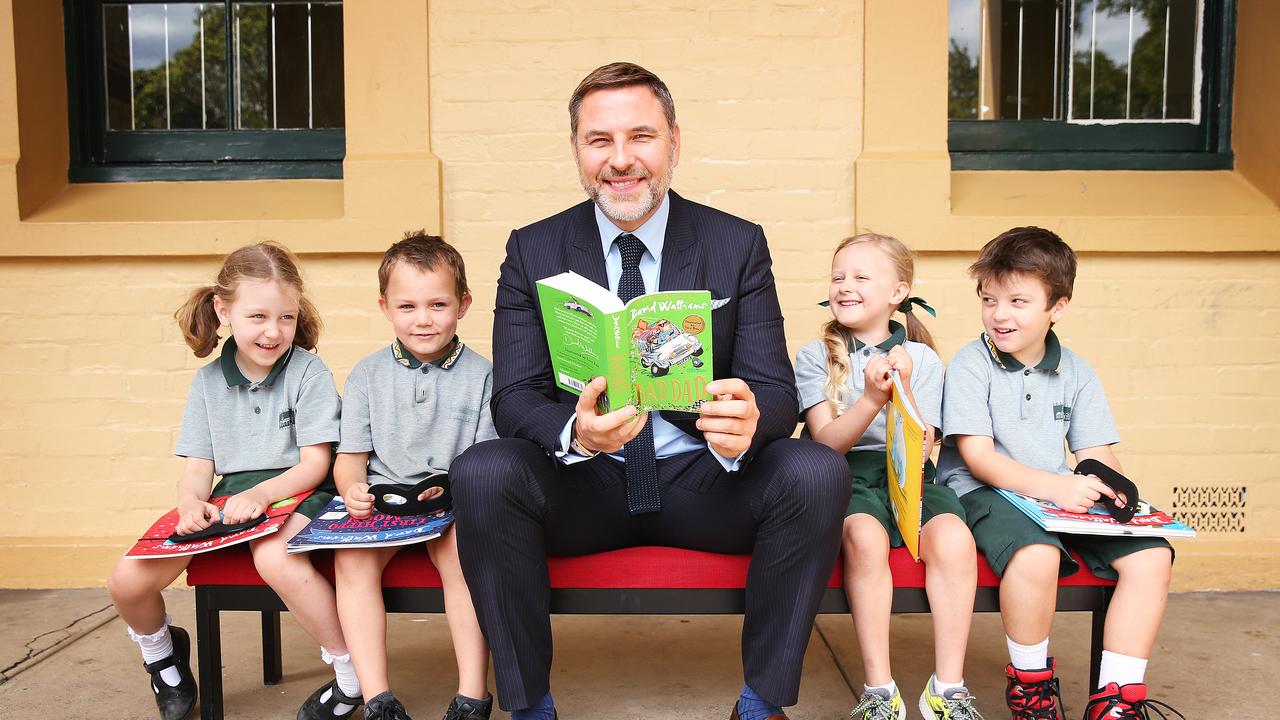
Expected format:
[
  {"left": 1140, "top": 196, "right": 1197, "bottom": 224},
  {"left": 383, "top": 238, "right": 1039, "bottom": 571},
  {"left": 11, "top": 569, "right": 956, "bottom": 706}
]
[
  {"left": 885, "top": 371, "right": 928, "bottom": 561},
  {"left": 535, "top": 271, "right": 714, "bottom": 413},
  {"left": 286, "top": 496, "right": 454, "bottom": 553},
  {"left": 995, "top": 489, "right": 1196, "bottom": 538},
  {"left": 126, "top": 491, "right": 313, "bottom": 559}
]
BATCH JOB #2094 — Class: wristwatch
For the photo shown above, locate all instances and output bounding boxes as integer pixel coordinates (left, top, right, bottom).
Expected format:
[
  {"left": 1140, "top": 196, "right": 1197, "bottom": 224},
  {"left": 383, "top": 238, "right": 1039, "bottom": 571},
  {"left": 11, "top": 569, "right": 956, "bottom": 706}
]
[{"left": 568, "top": 420, "right": 599, "bottom": 458}]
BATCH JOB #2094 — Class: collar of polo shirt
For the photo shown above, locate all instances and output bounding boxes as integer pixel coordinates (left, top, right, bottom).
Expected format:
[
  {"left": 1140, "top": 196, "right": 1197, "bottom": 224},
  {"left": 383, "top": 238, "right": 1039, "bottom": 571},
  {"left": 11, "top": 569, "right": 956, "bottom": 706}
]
[
  {"left": 390, "top": 336, "right": 465, "bottom": 371},
  {"left": 846, "top": 320, "right": 907, "bottom": 354},
  {"left": 219, "top": 338, "right": 295, "bottom": 388},
  {"left": 981, "top": 328, "right": 1062, "bottom": 373}
]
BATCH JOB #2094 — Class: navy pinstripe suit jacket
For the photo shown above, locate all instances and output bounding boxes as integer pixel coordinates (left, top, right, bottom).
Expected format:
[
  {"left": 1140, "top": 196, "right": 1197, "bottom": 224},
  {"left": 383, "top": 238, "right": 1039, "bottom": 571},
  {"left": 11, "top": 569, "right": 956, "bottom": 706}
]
[{"left": 490, "top": 190, "right": 799, "bottom": 467}]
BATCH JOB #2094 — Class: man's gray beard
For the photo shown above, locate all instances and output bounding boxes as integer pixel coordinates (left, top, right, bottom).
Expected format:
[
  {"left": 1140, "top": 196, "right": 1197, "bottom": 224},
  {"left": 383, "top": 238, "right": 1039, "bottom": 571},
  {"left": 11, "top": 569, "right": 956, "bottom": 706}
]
[{"left": 580, "top": 157, "right": 675, "bottom": 226}]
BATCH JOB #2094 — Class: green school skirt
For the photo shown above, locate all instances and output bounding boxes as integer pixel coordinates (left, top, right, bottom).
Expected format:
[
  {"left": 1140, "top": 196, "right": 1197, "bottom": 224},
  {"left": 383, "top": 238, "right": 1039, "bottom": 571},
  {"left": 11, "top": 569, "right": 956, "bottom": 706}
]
[
  {"left": 210, "top": 468, "right": 336, "bottom": 520},
  {"left": 844, "top": 450, "right": 966, "bottom": 548}
]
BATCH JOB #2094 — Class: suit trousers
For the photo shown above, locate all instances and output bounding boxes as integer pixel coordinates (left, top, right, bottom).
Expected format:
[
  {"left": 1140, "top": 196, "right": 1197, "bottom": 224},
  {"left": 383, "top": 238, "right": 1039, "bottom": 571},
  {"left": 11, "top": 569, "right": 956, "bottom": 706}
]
[{"left": 451, "top": 436, "right": 850, "bottom": 711}]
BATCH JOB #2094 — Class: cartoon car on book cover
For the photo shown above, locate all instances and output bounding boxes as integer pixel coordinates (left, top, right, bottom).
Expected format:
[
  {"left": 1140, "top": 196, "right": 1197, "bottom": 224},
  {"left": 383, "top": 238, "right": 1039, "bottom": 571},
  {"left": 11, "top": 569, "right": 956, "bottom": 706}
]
[
  {"left": 638, "top": 326, "right": 705, "bottom": 377},
  {"left": 562, "top": 298, "right": 593, "bottom": 318}
]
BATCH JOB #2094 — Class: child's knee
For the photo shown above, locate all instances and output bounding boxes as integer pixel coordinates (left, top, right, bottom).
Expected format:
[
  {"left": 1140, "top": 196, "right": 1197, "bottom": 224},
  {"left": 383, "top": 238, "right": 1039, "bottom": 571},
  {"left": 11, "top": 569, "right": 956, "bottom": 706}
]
[
  {"left": 921, "top": 516, "right": 976, "bottom": 566},
  {"left": 1115, "top": 546, "right": 1173, "bottom": 582},
  {"left": 841, "top": 515, "right": 889, "bottom": 561},
  {"left": 334, "top": 550, "right": 383, "bottom": 581},
  {"left": 1005, "top": 543, "right": 1062, "bottom": 584}
]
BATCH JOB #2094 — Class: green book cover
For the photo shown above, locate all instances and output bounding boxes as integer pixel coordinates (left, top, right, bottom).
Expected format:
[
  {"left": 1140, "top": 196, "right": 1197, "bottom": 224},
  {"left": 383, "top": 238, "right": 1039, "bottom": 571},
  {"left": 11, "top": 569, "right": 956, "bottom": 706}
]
[{"left": 535, "top": 271, "right": 714, "bottom": 413}]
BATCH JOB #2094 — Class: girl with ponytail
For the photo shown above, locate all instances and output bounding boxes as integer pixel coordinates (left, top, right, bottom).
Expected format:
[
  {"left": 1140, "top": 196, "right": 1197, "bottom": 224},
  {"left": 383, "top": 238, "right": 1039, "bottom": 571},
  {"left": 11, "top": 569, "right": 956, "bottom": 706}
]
[
  {"left": 109, "top": 243, "right": 362, "bottom": 720},
  {"left": 794, "top": 234, "right": 983, "bottom": 719}
]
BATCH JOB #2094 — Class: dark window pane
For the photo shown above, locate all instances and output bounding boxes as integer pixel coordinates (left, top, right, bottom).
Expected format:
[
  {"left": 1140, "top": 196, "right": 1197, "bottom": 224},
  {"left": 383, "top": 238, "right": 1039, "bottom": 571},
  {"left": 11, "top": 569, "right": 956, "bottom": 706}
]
[
  {"left": 310, "top": 3, "right": 344, "bottom": 129},
  {"left": 949, "top": 0, "right": 982, "bottom": 119},
  {"left": 103, "top": 4, "right": 132, "bottom": 130},
  {"left": 1165, "top": 0, "right": 1197, "bottom": 119},
  {"left": 233, "top": 3, "right": 272, "bottom": 129},
  {"left": 273, "top": 3, "right": 310, "bottom": 128},
  {"left": 998, "top": 0, "right": 1065, "bottom": 119}
]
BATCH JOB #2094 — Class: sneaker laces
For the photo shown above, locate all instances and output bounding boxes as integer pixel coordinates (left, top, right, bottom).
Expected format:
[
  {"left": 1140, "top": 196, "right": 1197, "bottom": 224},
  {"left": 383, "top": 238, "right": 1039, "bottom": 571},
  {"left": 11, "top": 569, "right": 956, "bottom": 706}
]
[
  {"left": 1007, "top": 676, "right": 1064, "bottom": 720},
  {"left": 850, "top": 691, "right": 899, "bottom": 720},
  {"left": 939, "top": 690, "right": 986, "bottom": 720},
  {"left": 1120, "top": 698, "right": 1186, "bottom": 720}
]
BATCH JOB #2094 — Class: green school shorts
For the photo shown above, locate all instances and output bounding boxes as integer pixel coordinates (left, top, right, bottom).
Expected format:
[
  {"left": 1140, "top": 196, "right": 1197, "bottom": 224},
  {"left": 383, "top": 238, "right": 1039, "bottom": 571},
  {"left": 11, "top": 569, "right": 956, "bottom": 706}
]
[
  {"left": 844, "top": 450, "right": 966, "bottom": 548},
  {"left": 959, "top": 485, "right": 1173, "bottom": 580},
  {"left": 211, "top": 467, "right": 336, "bottom": 520}
]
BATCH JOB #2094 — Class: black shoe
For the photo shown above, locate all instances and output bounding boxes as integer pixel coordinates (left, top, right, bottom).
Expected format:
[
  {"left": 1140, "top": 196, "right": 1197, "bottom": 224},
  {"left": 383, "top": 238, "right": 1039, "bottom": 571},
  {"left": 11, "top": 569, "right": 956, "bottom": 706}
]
[
  {"left": 297, "top": 679, "right": 363, "bottom": 720},
  {"left": 366, "top": 692, "right": 413, "bottom": 720},
  {"left": 443, "top": 694, "right": 493, "bottom": 720},
  {"left": 143, "top": 625, "right": 198, "bottom": 720}
]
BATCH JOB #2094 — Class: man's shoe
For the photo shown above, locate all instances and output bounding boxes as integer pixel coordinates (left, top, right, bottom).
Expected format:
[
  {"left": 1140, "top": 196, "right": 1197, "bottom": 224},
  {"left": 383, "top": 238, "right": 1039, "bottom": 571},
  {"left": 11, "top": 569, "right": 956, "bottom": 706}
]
[
  {"left": 443, "top": 694, "right": 493, "bottom": 720},
  {"left": 919, "top": 680, "right": 985, "bottom": 719},
  {"left": 297, "top": 679, "right": 363, "bottom": 720},
  {"left": 364, "top": 692, "right": 413, "bottom": 720},
  {"left": 143, "top": 625, "right": 198, "bottom": 720},
  {"left": 1083, "top": 683, "right": 1185, "bottom": 720},
  {"left": 849, "top": 687, "right": 907, "bottom": 720},
  {"left": 728, "top": 703, "right": 791, "bottom": 720},
  {"left": 1004, "top": 659, "right": 1065, "bottom": 720}
]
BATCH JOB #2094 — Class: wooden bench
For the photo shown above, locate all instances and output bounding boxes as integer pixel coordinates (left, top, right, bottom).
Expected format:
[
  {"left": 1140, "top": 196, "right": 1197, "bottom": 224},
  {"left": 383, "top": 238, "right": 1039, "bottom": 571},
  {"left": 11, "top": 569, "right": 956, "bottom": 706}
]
[{"left": 186, "top": 544, "right": 1113, "bottom": 720}]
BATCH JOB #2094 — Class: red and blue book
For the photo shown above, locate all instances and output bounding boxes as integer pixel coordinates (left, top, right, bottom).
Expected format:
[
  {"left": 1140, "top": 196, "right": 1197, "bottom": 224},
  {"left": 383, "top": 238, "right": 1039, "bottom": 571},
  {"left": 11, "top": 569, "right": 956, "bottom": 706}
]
[
  {"left": 286, "top": 496, "right": 454, "bottom": 554},
  {"left": 126, "top": 491, "right": 314, "bottom": 559}
]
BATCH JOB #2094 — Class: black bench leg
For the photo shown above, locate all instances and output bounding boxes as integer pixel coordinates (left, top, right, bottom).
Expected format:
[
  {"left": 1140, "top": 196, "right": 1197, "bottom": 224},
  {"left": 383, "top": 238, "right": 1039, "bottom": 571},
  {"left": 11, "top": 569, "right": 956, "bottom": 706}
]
[
  {"left": 1088, "top": 588, "right": 1110, "bottom": 692},
  {"left": 261, "top": 610, "right": 282, "bottom": 685},
  {"left": 195, "top": 587, "right": 224, "bottom": 720}
]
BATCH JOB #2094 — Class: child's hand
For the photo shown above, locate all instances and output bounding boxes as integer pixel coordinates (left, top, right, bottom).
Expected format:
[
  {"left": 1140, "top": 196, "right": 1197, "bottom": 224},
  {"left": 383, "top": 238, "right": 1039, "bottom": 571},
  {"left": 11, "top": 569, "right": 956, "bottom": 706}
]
[
  {"left": 343, "top": 482, "right": 375, "bottom": 520},
  {"left": 222, "top": 487, "right": 269, "bottom": 524},
  {"left": 175, "top": 498, "right": 219, "bottom": 535},
  {"left": 1047, "top": 473, "right": 1117, "bottom": 514},
  {"left": 861, "top": 356, "right": 893, "bottom": 408},
  {"left": 886, "top": 345, "right": 914, "bottom": 387}
]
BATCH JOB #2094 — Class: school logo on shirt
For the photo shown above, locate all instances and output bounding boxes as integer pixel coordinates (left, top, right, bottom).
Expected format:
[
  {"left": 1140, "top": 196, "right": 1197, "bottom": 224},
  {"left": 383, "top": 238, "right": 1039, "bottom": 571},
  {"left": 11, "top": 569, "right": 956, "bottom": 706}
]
[
  {"left": 279, "top": 409, "right": 296, "bottom": 429},
  {"left": 1054, "top": 403, "right": 1072, "bottom": 422}
]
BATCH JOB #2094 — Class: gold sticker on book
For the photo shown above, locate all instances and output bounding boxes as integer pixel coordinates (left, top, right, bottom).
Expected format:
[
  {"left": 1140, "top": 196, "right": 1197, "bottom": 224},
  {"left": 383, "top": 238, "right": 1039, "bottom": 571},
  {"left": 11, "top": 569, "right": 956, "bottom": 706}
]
[{"left": 682, "top": 315, "right": 705, "bottom": 334}]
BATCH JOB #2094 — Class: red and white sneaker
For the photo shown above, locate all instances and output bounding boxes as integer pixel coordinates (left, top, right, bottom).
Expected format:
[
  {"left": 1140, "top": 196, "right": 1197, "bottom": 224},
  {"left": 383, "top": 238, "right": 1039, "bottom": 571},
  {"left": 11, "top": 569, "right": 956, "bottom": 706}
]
[
  {"left": 1004, "top": 658, "right": 1065, "bottom": 720},
  {"left": 1083, "top": 683, "right": 1185, "bottom": 720}
]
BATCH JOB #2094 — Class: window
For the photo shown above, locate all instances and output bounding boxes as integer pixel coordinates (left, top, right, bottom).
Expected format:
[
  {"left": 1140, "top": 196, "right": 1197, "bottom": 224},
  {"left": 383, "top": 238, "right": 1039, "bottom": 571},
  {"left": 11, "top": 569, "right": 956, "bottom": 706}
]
[
  {"left": 947, "top": 0, "right": 1234, "bottom": 170},
  {"left": 65, "top": 0, "right": 345, "bottom": 182}
]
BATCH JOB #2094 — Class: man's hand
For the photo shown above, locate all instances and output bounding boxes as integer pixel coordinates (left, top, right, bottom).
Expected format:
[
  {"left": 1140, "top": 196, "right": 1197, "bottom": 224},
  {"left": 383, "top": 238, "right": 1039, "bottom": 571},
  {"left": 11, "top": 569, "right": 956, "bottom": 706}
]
[
  {"left": 343, "top": 481, "right": 375, "bottom": 520},
  {"left": 1046, "top": 473, "right": 1117, "bottom": 514},
  {"left": 574, "top": 377, "right": 648, "bottom": 454},
  {"left": 697, "top": 378, "right": 760, "bottom": 459},
  {"left": 175, "top": 497, "right": 219, "bottom": 535},
  {"left": 222, "top": 487, "right": 270, "bottom": 524}
]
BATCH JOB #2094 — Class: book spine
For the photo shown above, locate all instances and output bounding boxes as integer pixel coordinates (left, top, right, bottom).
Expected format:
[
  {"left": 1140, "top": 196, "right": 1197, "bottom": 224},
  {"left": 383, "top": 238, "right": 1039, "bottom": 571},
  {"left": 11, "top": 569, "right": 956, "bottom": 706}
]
[{"left": 603, "top": 310, "right": 632, "bottom": 412}]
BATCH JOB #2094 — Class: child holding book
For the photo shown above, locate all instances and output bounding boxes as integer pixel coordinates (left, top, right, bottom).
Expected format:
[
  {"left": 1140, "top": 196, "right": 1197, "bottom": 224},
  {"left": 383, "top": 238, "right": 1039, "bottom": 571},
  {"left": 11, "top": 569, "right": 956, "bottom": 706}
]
[
  {"left": 333, "top": 232, "right": 496, "bottom": 720},
  {"left": 794, "top": 234, "right": 982, "bottom": 719},
  {"left": 936, "top": 227, "right": 1179, "bottom": 720},
  {"left": 107, "top": 242, "right": 359, "bottom": 720}
]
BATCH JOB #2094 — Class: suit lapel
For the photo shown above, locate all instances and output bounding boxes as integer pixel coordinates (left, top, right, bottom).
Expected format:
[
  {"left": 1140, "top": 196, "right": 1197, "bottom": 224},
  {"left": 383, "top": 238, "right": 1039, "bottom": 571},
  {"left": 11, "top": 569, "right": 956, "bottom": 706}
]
[
  {"left": 566, "top": 201, "right": 610, "bottom": 288},
  {"left": 658, "top": 191, "right": 698, "bottom": 292}
]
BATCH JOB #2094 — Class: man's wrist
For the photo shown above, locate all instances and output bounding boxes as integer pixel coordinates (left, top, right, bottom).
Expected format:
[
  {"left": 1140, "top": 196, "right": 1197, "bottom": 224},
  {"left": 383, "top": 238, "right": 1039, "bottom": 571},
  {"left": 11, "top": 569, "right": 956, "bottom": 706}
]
[{"left": 568, "top": 419, "right": 599, "bottom": 458}]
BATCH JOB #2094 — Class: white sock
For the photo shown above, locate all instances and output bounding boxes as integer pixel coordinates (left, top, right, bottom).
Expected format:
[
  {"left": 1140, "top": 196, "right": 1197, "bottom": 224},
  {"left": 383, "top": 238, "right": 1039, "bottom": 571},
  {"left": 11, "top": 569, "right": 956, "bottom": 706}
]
[
  {"left": 128, "top": 615, "right": 181, "bottom": 687},
  {"left": 931, "top": 674, "right": 967, "bottom": 696},
  {"left": 864, "top": 679, "right": 898, "bottom": 698},
  {"left": 320, "top": 647, "right": 360, "bottom": 715},
  {"left": 1098, "top": 650, "right": 1148, "bottom": 688},
  {"left": 1007, "top": 636, "right": 1050, "bottom": 670}
]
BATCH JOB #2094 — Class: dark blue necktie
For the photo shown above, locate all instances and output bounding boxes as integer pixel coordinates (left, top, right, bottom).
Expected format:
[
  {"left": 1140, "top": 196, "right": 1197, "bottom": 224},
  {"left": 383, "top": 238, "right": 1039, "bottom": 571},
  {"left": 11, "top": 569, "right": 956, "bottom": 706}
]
[{"left": 616, "top": 233, "right": 661, "bottom": 515}]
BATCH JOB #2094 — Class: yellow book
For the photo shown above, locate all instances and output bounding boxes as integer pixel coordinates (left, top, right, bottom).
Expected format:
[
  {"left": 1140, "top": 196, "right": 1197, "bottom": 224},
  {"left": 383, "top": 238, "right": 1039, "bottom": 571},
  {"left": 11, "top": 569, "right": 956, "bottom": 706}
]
[{"left": 885, "top": 370, "right": 927, "bottom": 561}]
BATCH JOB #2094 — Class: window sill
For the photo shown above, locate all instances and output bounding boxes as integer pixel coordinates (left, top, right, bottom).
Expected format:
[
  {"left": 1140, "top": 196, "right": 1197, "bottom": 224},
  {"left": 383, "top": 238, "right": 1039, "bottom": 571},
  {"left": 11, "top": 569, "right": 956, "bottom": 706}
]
[{"left": 23, "top": 178, "right": 343, "bottom": 224}]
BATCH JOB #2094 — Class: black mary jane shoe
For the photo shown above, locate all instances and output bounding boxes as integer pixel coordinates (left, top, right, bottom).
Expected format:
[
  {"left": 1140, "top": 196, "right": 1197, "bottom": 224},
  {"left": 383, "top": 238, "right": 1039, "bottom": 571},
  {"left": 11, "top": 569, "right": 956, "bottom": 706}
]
[
  {"left": 297, "top": 679, "right": 364, "bottom": 720},
  {"left": 143, "top": 625, "right": 198, "bottom": 720},
  {"left": 442, "top": 695, "right": 493, "bottom": 720}
]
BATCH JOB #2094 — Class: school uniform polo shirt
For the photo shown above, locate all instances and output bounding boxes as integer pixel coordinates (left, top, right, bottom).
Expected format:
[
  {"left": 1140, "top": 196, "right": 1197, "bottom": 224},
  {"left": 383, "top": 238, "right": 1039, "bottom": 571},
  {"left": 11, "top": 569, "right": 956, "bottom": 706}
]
[
  {"left": 175, "top": 340, "right": 342, "bottom": 475},
  {"left": 936, "top": 330, "right": 1120, "bottom": 497},
  {"left": 794, "top": 321, "right": 944, "bottom": 452},
  {"left": 337, "top": 338, "right": 498, "bottom": 486}
]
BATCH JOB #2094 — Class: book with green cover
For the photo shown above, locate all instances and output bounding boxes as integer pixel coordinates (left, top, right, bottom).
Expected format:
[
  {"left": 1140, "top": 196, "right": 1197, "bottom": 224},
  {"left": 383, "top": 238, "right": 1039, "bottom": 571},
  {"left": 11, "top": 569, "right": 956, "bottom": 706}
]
[{"left": 535, "top": 271, "right": 714, "bottom": 413}]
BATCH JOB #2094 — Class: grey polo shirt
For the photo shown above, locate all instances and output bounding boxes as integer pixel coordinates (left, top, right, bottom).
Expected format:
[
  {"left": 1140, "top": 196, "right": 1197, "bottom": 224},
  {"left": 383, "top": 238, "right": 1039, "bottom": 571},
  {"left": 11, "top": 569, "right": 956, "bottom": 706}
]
[
  {"left": 175, "top": 340, "right": 342, "bottom": 475},
  {"left": 338, "top": 338, "right": 498, "bottom": 486},
  {"left": 794, "top": 321, "right": 944, "bottom": 452},
  {"left": 936, "top": 331, "right": 1120, "bottom": 497}
]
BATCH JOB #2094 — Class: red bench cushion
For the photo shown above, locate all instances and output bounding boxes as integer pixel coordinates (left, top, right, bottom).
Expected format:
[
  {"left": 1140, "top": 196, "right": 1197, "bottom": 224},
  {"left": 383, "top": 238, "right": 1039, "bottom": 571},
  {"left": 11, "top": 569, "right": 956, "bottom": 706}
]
[{"left": 185, "top": 545, "right": 1114, "bottom": 589}]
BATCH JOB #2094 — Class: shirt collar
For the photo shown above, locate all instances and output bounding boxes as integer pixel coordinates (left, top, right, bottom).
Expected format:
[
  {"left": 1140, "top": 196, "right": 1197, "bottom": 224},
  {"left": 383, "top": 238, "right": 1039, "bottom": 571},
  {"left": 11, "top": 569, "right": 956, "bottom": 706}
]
[
  {"left": 595, "top": 191, "right": 670, "bottom": 261},
  {"left": 391, "top": 336, "right": 464, "bottom": 370},
  {"left": 982, "top": 328, "right": 1062, "bottom": 372},
  {"left": 219, "top": 338, "right": 294, "bottom": 388},
  {"left": 847, "top": 320, "right": 907, "bottom": 353}
]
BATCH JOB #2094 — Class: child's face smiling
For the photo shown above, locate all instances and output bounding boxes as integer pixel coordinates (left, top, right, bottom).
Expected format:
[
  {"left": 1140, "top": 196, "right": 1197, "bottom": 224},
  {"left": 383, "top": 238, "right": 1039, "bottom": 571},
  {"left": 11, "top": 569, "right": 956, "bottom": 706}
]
[
  {"left": 979, "top": 271, "right": 1069, "bottom": 366},
  {"left": 214, "top": 278, "right": 299, "bottom": 381},
  {"left": 379, "top": 262, "right": 472, "bottom": 363},
  {"left": 828, "top": 242, "right": 909, "bottom": 342}
]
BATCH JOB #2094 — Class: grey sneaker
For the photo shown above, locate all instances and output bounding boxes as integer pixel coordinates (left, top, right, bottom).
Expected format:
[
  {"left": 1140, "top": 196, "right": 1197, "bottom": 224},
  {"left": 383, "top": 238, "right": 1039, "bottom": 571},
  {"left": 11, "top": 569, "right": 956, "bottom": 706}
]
[{"left": 850, "top": 687, "right": 908, "bottom": 720}]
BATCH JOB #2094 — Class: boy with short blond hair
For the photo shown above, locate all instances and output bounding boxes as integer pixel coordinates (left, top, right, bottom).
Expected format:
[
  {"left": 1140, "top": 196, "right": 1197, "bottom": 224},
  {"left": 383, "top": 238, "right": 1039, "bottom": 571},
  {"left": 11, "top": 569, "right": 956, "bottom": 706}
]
[
  {"left": 333, "top": 231, "right": 497, "bottom": 720},
  {"left": 937, "top": 227, "right": 1180, "bottom": 720}
]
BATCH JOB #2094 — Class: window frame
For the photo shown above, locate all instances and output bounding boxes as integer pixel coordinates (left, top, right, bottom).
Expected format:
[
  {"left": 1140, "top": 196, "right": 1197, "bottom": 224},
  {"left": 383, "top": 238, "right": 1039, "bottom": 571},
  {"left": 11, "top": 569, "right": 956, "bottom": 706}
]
[
  {"left": 948, "top": 0, "right": 1235, "bottom": 171},
  {"left": 64, "top": 0, "right": 345, "bottom": 182}
]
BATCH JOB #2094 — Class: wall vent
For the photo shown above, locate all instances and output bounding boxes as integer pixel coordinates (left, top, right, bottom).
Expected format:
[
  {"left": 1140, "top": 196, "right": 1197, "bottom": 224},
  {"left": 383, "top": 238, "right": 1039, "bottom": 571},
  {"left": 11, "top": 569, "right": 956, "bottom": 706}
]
[{"left": 1169, "top": 485, "right": 1246, "bottom": 534}]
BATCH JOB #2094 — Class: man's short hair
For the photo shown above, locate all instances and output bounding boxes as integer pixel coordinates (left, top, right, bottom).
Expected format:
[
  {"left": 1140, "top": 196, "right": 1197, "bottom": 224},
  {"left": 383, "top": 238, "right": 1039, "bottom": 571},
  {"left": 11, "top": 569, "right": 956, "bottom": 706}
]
[
  {"left": 569, "top": 62, "right": 676, "bottom": 137},
  {"left": 379, "top": 230, "right": 469, "bottom": 299},
  {"left": 969, "top": 226, "right": 1077, "bottom": 306}
]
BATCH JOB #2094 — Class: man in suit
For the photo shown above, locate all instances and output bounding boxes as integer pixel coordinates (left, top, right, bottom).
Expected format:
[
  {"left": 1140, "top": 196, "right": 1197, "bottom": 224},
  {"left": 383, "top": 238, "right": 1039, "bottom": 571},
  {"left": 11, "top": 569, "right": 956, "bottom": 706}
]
[{"left": 452, "top": 62, "right": 849, "bottom": 720}]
